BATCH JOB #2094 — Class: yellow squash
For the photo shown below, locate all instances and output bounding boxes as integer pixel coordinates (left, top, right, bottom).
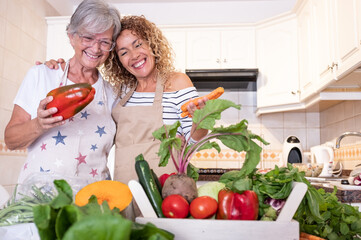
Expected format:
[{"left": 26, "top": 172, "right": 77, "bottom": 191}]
[{"left": 75, "top": 180, "right": 132, "bottom": 211}]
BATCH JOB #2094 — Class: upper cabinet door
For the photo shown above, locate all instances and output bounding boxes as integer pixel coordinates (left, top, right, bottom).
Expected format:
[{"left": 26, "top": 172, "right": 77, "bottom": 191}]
[
  {"left": 256, "top": 17, "right": 299, "bottom": 109},
  {"left": 186, "top": 30, "right": 221, "bottom": 69},
  {"left": 313, "top": 0, "right": 335, "bottom": 86},
  {"left": 221, "top": 29, "right": 256, "bottom": 68},
  {"left": 186, "top": 28, "right": 256, "bottom": 69},
  {"left": 312, "top": 0, "right": 361, "bottom": 87},
  {"left": 332, "top": 0, "right": 361, "bottom": 78},
  {"left": 298, "top": 0, "right": 317, "bottom": 101}
]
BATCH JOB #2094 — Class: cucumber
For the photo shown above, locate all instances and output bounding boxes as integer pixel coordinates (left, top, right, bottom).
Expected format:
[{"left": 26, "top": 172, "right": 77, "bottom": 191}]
[{"left": 135, "top": 154, "right": 164, "bottom": 218}]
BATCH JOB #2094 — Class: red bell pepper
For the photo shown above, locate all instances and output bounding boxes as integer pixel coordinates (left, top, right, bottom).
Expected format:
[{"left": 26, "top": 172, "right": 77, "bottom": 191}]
[
  {"left": 159, "top": 172, "right": 176, "bottom": 187},
  {"left": 46, "top": 83, "right": 95, "bottom": 120},
  {"left": 216, "top": 189, "right": 259, "bottom": 220},
  {"left": 216, "top": 189, "right": 233, "bottom": 219}
]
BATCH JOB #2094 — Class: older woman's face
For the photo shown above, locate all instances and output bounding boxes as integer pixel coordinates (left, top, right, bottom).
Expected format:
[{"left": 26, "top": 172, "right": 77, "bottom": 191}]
[
  {"left": 69, "top": 27, "right": 114, "bottom": 69},
  {"left": 115, "top": 29, "right": 156, "bottom": 80}
]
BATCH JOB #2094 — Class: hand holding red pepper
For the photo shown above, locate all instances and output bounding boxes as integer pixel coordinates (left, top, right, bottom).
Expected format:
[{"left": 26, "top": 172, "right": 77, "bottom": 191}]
[
  {"left": 216, "top": 189, "right": 259, "bottom": 220},
  {"left": 46, "top": 83, "right": 95, "bottom": 120}
]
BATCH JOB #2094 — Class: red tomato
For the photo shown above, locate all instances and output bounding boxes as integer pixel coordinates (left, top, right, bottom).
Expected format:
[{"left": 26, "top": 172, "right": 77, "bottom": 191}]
[
  {"left": 162, "top": 194, "right": 189, "bottom": 218},
  {"left": 159, "top": 172, "right": 176, "bottom": 187},
  {"left": 190, "top": 196, "right": 218, "bottom": 219}
]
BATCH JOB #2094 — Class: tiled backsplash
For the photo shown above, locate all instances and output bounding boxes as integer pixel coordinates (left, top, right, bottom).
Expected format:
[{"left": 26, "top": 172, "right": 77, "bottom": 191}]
[
  {"left": 334, "top": 145, "right": 361, "bottom": 169},
  {"left": 192, "top": 90, "right": 319, "bottom": 169},
  {"left": 191, "top": 99, "right": 361, "bottom": 171}
]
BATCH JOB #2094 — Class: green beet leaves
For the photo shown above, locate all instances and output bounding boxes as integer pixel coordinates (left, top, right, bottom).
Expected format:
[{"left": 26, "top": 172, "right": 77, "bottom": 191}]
[{"left": 153, "top": 98, "right": 269, "bottom": 178}]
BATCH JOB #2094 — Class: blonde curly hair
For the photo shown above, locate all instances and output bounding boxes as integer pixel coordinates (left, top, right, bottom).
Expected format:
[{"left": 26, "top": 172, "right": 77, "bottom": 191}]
[{"left": 101, "top": 15, "right": 175, "bottom": 96}]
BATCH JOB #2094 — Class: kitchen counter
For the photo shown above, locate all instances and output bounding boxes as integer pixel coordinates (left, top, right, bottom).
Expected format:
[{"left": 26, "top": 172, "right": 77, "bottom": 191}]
[
  {"left": 312, "top": 182, "right": 361, "bottom": 204},
  {"left": 197, "top": 168, "right": 233, "bottom": 181}
]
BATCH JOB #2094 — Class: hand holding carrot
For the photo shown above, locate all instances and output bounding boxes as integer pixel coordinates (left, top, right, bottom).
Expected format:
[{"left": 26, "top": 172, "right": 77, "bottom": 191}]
[{"left": 181, "top": 87, "right": 224, "bottom": 118}]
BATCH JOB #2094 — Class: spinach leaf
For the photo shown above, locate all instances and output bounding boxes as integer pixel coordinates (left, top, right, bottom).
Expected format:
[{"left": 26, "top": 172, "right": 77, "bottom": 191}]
[{"left": 63, "top": 214, "right": 132, "bottom": 240}]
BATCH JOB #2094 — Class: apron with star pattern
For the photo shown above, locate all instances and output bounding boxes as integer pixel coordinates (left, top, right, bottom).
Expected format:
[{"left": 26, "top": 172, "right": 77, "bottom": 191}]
[{"left": 17, "top": 61, "right": 116, "bottom": 190}]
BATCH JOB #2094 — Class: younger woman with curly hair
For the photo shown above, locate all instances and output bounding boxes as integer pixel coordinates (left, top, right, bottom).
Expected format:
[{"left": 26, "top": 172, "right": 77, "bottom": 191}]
[{"left": 102, "top": 15, "right": 208, "bottom": 183}]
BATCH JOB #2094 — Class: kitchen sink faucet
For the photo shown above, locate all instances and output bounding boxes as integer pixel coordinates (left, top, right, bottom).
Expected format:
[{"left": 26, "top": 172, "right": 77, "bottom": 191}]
[{"left": 335, "top": 131, "right": 361, "bottom": 148}]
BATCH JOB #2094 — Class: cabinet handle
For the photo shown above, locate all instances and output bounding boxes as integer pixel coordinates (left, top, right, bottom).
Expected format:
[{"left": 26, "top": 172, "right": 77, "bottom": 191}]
[
  {"left": 291, "top": 90, "right": 300, "bottom": 95},
  {"left": 332, "top": 62, "right": 338, "bottom": 69},
  {"left": 223, "top": 59, "right": 227, "bottom": 63},
  {"left": 327, "top": 65, "right": 333, "bottom": 70},
  {"left": 216, "top": 58, "right": 220, "bottom": 63}
]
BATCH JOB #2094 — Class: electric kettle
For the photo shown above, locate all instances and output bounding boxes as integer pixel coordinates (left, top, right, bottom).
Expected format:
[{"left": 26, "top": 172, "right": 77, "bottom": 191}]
[{"left": 310, "top": 145, "right": 334, "bottom": 177}]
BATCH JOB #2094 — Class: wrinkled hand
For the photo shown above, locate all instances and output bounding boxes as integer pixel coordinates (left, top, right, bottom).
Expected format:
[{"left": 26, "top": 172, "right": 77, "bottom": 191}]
[
  {"left": 35, "top": 58, "right": 65, "bottom": 69},
  {"left": 186, "top": 96, "right": 208, "bottom": 117},
  {"left": 36, "top": 96, "right": 65, "bottom": 131}
]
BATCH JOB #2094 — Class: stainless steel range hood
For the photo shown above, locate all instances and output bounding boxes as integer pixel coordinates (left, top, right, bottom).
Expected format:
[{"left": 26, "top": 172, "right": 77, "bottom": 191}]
[{"left": 186, "top": 69, "right": 258, "bottom": 91}]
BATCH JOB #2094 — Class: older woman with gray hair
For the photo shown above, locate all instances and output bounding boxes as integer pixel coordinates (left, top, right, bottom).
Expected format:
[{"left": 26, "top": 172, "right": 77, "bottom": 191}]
[{"left": 5, "top": 0, "right": 121, "bottom": 189}]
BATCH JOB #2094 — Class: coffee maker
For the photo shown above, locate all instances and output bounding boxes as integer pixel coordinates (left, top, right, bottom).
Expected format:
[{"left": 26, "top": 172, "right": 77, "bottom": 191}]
[{"left": 281, "top": 136, "right": 303, "bottom": 166}]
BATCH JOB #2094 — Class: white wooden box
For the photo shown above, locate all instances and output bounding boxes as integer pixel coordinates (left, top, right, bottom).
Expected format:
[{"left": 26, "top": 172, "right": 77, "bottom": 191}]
[
  {"left": 136, "top": 217, "right": 300, "bottom": 240},
  {"left": 129, "top": 181, "right": 307, "bottom": 240}
]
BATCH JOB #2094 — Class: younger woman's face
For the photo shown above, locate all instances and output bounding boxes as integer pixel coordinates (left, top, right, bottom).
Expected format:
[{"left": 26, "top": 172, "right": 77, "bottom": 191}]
[{"left": 115, "top": 29, "right": 156, "bottom": 81}]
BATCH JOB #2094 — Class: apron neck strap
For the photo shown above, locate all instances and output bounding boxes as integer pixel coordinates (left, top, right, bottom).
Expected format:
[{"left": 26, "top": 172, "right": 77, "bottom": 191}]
[
  {"left": 153, "top": 76, "right": 164, "bottom": 104},
  {"left": 60, "top": 60, "right": 71, "bottom": 86},
  {"left": 119, "top": 75, "right": 164, "bottom": 106}
]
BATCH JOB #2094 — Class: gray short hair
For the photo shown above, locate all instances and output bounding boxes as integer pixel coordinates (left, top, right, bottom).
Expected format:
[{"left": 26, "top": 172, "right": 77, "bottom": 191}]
[{"left": 67, "top": 0, "right": 121, "bottom": 41}]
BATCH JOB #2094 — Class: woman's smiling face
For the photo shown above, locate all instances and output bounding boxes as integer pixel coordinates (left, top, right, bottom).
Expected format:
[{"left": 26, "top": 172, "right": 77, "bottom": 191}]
[
  {"left": 69, "top": 27, "right": 113, "bottom": 70},
  {"left": 115, "top": 29, "right": 156, "bottom": 80}
]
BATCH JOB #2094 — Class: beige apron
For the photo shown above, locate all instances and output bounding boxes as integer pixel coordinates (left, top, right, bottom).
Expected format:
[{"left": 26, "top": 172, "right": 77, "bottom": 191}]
[{"left": 112, "top": 77, "right": 177, "bottom": 184}]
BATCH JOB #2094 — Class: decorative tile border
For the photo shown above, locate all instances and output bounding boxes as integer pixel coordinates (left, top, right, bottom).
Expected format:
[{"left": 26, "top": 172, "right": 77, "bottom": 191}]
[
  {"left": 334, "top": 145, "right": 361, "bottom": 162},
  {"left": 0, "top": 140, "right": 27, "bottom": 156},
  {"left": 191, "top": 149, "right": 282, "bottom": 169},
  {"left": 1, "top": 138, "right": 359, "bottom": 167},
  {"left": 192, "top": 146, "right": 361, "bottom": 170}
]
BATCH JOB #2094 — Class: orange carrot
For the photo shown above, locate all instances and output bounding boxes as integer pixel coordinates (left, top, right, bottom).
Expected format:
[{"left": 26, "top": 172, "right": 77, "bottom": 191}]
[
  {"left": 180, "top": 87, "right": 224, "bottom": 118},
  {"left": 300, "top": 232, "right": 325, "bottom": 240}
]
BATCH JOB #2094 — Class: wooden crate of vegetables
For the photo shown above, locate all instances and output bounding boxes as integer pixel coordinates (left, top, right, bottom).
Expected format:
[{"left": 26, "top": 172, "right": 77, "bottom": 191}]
[{"left": 131, "top": 91, "right": 361, "bottom": 240}]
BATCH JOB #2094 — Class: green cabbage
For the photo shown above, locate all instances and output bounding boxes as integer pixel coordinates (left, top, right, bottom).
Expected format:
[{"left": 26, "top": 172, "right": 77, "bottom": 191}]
[{"left": 197, "top": 182, "right": 225, "bottom": 202}]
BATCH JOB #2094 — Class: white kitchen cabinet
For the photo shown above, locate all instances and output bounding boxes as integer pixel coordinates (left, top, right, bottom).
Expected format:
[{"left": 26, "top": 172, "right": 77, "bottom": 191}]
[
  {"left": 313, "top": 0, "right": 361, "bottom": 88},
  {"left": 186, "top": 28, "right": 256, "bottom": 69},
  {"left": 312, "top": 0, "right": 335, "bottom": 88},
  {"left": 46, "top": 16, "right": 73, "bottom": 60},
  {"left": 256, "top": 16, "right": 299, "bottom": 110},
  {"left": 298, "top": 0, "right": 317, "bottom": 101},
  {"left": 332, "top": 0, "right": 361, "bottom": 79},
  {"left": 160, "top": 29, "right": 187, "bottom": 72},
  {"left": 296, "top": 0, "right": 361, "bottom": 105}
]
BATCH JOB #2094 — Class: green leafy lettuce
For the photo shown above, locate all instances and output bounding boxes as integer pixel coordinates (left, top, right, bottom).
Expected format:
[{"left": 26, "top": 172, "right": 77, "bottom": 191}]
[
  {"left": 33, "top": 179, "right": 174, "bottom": 240},
  {"left": 219, "top": 164, "right": 361, "bottom": 239}
]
